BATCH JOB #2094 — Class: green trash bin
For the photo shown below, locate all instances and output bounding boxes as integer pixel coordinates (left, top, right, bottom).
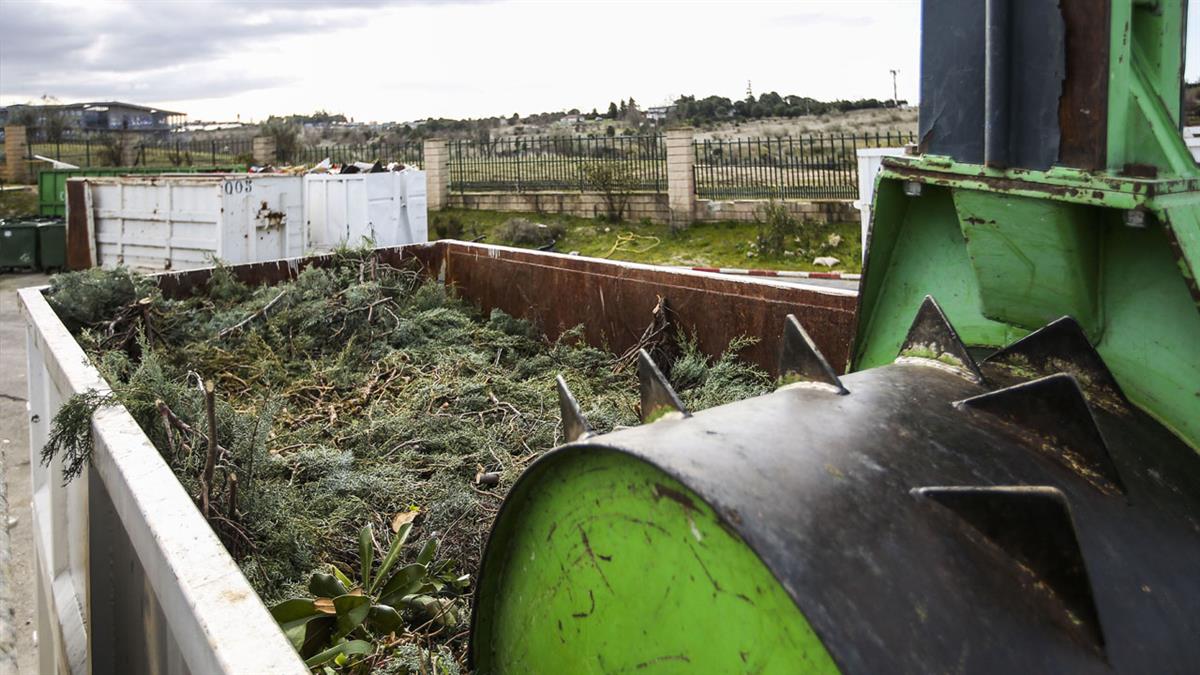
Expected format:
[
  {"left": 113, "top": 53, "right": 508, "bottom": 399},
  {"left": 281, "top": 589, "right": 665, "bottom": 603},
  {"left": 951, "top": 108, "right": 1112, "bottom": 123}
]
[
  {"left": 0, "top": 221, "right": 40, "bottom": 271},
  {"left": 37, "top": 220, "right": 66, "bottom": 271}
]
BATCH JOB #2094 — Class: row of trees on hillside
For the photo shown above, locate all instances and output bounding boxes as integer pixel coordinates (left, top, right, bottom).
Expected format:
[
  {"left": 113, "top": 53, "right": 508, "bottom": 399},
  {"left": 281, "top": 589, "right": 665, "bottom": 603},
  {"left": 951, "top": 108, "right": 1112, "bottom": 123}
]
[{"left": 670, "top": 93, "right": 907, "bottom": 125}]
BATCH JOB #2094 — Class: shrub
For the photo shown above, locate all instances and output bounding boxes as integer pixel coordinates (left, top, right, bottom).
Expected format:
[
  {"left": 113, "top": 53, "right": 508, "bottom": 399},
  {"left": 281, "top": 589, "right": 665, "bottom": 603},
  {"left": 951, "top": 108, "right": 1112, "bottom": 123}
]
[
  {"left": 581, "top": 161, "right": 636, "bottom": 222},
  {"left": 755, "top": 202, "right": 824, "bottom": 258},
  {"left": 493, "top": 217, "right": 564, "bottom": 247},
  {"left": 431, "top": 214, "right": 464, "bottom": 240}
]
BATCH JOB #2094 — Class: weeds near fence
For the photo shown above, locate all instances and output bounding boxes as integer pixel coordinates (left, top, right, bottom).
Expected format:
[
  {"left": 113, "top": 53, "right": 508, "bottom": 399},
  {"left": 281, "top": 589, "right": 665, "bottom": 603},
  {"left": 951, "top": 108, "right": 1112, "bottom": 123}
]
[
  {"left": 754, "top": 202, "right": 837, "bottom": 261},
  {"left": 581, "top": 161, "right": 637, "bottom": 221}
]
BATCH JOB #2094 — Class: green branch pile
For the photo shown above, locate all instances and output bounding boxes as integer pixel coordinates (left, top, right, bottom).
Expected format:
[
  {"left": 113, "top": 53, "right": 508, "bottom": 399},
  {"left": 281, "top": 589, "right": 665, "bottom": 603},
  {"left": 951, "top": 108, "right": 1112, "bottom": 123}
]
[{"left": 41, "top": 250, "right": 772, "bottom": 672}]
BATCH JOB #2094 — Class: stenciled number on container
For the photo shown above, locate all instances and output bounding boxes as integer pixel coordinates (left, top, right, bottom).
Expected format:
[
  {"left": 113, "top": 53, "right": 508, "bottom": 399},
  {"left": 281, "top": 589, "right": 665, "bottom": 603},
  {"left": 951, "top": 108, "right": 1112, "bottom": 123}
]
[{"left": 223, "top": 178, "right": 253, "bottom": 195}]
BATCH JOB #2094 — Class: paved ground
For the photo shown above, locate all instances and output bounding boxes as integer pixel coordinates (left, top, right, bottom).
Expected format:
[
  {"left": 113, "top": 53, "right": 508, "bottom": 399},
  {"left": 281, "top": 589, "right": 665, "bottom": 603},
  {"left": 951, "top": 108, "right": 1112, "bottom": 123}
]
[{"left": 0, "top": 272, "right": 48, "bottom": 675}]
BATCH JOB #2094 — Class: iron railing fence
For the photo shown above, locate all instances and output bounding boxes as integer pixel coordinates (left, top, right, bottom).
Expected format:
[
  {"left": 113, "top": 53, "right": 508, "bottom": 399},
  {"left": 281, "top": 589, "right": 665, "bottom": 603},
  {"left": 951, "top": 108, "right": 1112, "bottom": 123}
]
[
  {"left": 693, "top": 131, "right": 916, "bottom": 200},
  {"left": 449, "top": 136, "right": 667, "bottom": 193},
  {"left": 283, "top": 142, "right": 423, "bottom": 168},
  {"left": 133, "top": 137, "right": 255, "bottom": 167},
  {"left": 22, "top": 134, "right": 254, "bottom": 169}
]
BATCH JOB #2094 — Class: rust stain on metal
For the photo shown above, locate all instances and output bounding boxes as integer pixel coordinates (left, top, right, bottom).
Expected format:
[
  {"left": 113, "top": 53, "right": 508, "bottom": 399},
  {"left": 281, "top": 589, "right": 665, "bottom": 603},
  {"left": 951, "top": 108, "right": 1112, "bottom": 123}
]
[
  {"left": 439, "top": 243, "right": 856, "bottom": 376},
  {"left": 65, "top": 179, "right": 93, "bottom": 270},
  {"left": 1057, "top": 0, "right": 1111, "bottom": 170},
  {"left": 653, "top": 483, "right": 699, "bottom": 513}
]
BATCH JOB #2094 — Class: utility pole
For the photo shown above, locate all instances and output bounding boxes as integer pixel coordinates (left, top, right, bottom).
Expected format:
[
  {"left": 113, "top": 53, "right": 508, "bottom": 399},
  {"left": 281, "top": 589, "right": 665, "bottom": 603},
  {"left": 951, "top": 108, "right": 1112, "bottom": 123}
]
[{"left": 890, "top": 69, "right": 899, "bottom": 107}]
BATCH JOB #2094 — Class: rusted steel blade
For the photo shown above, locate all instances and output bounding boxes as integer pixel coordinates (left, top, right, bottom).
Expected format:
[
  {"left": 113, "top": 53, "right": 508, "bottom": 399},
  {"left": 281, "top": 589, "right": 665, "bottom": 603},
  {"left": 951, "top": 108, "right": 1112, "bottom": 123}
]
[
  {"left": 983, "top": 316, "right": 1128, "bottom": 414},
  {"left": 955, "top": 374, "right": 1123, "bottom": 494},
  {"left": 897, "top": 295, "right": 984, "bottom": 383},
  {"left": 637, "top": 349, "right": 689, "bottom": 423},
  {"left": 779, "top": 314, "right": 848, "bottom": 394},
  {"left": 555, "top": 374, "right": 592, "bottom": 443},
  {"left": 912, "top": 485, "right": 1105, "bottom": 652}
]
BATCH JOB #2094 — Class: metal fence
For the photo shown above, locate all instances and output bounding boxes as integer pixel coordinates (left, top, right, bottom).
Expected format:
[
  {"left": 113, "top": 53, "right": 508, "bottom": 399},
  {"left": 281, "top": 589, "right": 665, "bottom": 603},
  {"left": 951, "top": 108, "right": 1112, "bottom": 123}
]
[
  {"left": 22, "top": 133, "right": 254, "bottom": 169},
  {"left": 283, "top": 142, "right": 423, "bottom": 167},
  {"left": 693, "top": 131, "right": 916, "bottom": 200},
  {"left": 134, "top": 137, "right": 254, "bottom": 166},
  {"left": 449, "top": 136, "right": 666, "bottom": 193}
]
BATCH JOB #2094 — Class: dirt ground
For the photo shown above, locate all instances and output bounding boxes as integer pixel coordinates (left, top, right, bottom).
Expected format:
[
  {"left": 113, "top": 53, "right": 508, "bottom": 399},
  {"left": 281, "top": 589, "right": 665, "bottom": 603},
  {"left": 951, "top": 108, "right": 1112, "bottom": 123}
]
[{"left": 0, "top": 272, "right": 49, "bottom": 675}]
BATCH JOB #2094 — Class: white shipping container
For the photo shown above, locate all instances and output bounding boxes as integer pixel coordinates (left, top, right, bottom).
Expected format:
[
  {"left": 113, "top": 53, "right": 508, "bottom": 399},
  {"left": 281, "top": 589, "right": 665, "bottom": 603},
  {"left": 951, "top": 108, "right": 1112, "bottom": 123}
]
[
  {"left": 19, "top": 284, "right": 307, "bottom": 675},
  {"left": 854, "top": 148, "right": 908, "bottom": 262},
  {"left": 304, "top": 170, "right": 428, "bottom": 250},
  {"left": 69, "top": 174, "right": 305, "bottom": 273}
]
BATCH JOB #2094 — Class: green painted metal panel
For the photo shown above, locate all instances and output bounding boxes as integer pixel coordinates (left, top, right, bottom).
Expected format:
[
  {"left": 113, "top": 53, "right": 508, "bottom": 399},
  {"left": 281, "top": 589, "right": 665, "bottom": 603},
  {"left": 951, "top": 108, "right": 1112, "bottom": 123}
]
[
  {"left": 953, "top": 190, "right": 1102, "bottom": 338},
  {"left": 473, "top": 449, "right": 839, "bottom": 674},
  {"left": 854, "top": 181, "right": 1027, "bottom": 370}
]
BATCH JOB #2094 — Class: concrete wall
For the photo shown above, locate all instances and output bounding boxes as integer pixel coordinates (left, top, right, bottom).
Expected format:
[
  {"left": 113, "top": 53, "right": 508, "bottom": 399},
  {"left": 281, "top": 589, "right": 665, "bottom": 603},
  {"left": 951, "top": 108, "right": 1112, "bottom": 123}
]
[
  {"left": 447, "top": 191, "right": 671, "bottom": 223},
  {"left": 444, "top": 192, "right": 855, "bottom": 225},
  {"left": 693, "top": 198, "right": 857, "bottom": 224}
]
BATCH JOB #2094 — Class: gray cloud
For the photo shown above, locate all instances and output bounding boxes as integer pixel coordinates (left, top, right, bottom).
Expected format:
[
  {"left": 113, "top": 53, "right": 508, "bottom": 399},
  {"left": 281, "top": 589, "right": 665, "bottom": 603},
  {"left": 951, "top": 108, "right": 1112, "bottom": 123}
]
[{"left": 0, "top": 0, "right": 458, "bottom": 108}]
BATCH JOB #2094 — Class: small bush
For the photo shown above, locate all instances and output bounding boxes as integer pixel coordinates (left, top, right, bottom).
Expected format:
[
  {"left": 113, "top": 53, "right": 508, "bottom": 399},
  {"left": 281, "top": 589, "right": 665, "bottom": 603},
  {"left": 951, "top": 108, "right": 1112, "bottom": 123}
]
[
  {"left": 493, "top": 217, "right": 564, "bottom": 247},
  {"left": 755, "top": 202, "right": 825, "bottom": 258},
  {"left": 432, "top": 214, "right": 464, "bottom": 240},
  {"left": 581, "top": 161, "right": 636, "bottom": 222}
]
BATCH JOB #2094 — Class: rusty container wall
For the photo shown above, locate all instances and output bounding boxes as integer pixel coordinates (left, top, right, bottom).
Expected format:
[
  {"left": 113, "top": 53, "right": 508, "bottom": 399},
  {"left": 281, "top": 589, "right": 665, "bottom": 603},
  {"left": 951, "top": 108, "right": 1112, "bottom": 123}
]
[
  {"left": 156, "top": 241, "right": 858, "bottom": 375},
  {"left": 436, "top": 243, "right": 857, "bottom": 375}
]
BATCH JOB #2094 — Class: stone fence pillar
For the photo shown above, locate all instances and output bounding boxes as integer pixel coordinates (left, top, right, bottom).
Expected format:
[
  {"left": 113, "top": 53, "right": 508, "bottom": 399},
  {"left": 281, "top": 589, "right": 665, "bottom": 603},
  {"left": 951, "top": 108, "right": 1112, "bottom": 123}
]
[
  {"left": 665, "top": 128, "right": 696, "bottom": 227},
  {"left": 423, "top": 138, "right": 449, "bottom": 211},
  {"left": 4, "top": 125, "right": 29, "bottom": 184},
  {"left": 252, "top": 136, "right": 277, "bottom": 165},
  {"left": 120, "top": 133, "right": 140, "bottom": 167}
]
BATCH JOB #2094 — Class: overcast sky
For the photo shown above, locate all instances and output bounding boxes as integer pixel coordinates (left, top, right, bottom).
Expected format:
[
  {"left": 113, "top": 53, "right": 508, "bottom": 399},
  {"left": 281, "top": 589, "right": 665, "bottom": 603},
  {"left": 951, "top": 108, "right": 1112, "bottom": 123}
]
[{"left": 1, "top": 0, "right": 1198, "bottom": 123}]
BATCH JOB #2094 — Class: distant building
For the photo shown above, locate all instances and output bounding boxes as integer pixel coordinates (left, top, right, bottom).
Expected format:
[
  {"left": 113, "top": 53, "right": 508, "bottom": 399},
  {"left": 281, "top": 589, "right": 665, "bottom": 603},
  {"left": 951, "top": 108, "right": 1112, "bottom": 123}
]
[
  {"left": 558, "top": 114, "right": 587, "bottom": 125},
  {"left": 645, "top": 105, "right": 675, "bottom": 122},
  {"left": 0, "top": 101, "right": 186, "bottom": 132}
]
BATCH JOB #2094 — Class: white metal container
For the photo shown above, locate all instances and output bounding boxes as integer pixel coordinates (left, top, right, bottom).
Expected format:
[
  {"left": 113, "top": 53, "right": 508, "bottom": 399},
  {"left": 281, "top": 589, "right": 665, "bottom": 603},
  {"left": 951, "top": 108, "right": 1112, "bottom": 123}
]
[
  {"left": 1184, "top": 126, "right": 1200, "bottom": 162},
  {"left": 20, "top": 284, "right": 307, "bottom": 675},
  {"left": 304, "top": 170, "right": 428, "bottom": 250},
  {"left": 69, "top": 174, "right": 305, "bottom": 273},
  {"left": 854, "top": 148, "right": 908, "bottom": 262}
]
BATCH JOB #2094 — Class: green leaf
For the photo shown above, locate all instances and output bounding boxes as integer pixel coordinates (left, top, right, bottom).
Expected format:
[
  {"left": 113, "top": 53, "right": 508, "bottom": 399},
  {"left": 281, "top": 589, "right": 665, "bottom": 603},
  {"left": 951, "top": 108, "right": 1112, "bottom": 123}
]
[
  {"left": 300, "top": 616, "right": 335, "bottom": 659},
  {"left": 401, "top": 594, "right": 461, "bottom": 628},
  {"left": 359, "top": 524, "right": 374, "bottom": 594},
  {"left": 377, "top": 563, "right": 427, "bottom": 607},
  {"left": 304, "top": 639, "right": 373, "bottom": 668},
  {"left": 331, "top": 565, "right": 354, "bottom": 591},
  {"left": 269, "top": 598, "right": 324, "bottom": 651},
  {"left": 370, "top": 523, "right": 412, "bottom": 595},
  {"left": 309, "top": 572, "right": 348, "bottom": 598},
  {"left": 331, "top": 594, "right": 371, "bottom": 641},
  {"left": 367, "top": 604, "right": 404, "bottom": 634},
  {"left": 415, "top": 538, "right": 438, "bottom": 567}
]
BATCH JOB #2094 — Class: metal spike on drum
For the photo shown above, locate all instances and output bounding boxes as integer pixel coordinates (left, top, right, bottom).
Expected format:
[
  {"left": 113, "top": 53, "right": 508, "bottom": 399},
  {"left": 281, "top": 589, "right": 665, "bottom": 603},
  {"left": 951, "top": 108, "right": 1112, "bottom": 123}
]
[
  {"left": 779, "top": 314, "right": 848, "bottom": 394},
  {"left": 983, "top": 316, "right": 1128, "bottom": 414},
  {"left": 911, "top": 485, "right": 1106, "bottom": 652},
  {"left": 896, "top": 295, "right": 985, "bottom": 383},
  {"left": 954, "top": 373, "right": 1124, "bottom": 494},
  {"left": 556, "top": 374, "right": 592, "bottom": 443},
  {"left": 636, "top": 349, "right": 689, "bottom": 423}
]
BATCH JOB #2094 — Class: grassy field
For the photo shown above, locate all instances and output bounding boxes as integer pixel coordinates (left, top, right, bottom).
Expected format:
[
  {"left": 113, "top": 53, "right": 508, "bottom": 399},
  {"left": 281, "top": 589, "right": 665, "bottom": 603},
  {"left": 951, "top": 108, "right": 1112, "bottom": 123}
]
[
  {"left": 431, "top": 208, "right": 862, "bottom": 273},
  {"left": 0, "top": 187, "right": 38, "bottom": 220}
]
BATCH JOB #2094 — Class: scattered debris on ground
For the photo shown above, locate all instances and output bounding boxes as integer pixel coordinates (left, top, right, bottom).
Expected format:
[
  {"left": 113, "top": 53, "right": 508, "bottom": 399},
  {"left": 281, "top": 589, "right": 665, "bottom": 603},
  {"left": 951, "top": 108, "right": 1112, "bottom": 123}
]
[{"left": 41, "top": 249, "right": 772, "bottom": 671}]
